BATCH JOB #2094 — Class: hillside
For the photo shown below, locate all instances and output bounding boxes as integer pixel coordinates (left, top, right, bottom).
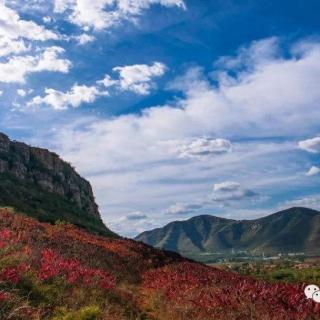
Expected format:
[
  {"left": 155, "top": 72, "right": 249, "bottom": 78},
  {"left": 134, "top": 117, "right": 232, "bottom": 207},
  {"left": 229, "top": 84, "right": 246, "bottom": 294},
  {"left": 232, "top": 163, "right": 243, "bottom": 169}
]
[
  {"left": 135, "top": 207, "right": 320, "bottom": 260},
  {"left": 0, "top": 208, "right": 318, "bottom": 320},
  {"left": 0, "top": 132, "right": 116, "bottom": 237}
]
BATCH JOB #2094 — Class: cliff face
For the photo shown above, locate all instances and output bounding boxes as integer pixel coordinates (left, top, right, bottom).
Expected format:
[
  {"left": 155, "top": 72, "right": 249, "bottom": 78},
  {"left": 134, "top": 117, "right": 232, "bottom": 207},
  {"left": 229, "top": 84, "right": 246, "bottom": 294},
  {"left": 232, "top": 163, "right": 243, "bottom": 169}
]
[{"left": 0, "top": 132, "right": 116, "bottom": 237}]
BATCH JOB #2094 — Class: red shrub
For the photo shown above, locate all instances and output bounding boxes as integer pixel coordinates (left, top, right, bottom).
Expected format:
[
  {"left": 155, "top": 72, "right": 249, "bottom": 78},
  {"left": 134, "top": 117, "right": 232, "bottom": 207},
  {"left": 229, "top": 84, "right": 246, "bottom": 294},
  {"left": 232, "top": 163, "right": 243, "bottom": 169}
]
[
  {"left": 142, "top": 262, "right": 320, "bottom": 319},
  {"left": 0, "top": 263, "right": 30, "bottom": 285},
  {"left": 38, "top": 249, "right": 115, "bottom": 290}
]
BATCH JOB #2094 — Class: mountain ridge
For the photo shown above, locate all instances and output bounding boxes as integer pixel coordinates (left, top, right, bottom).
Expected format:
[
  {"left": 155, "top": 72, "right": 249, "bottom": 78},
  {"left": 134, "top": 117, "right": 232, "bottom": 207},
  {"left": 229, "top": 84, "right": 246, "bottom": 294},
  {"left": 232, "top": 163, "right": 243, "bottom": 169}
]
[{"left": 135, "top": 207, "right": 320, "bottom": 260}]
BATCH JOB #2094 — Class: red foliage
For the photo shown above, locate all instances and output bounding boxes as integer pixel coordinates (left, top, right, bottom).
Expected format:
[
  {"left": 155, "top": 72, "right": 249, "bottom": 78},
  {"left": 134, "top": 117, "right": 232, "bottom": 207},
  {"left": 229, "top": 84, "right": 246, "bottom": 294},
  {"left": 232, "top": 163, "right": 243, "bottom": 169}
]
[
  {"left": 142, "top": 262, "right": 320, "bottom": 319},
  {"left": 0, "top": 228, "right": 17, "bottom": 249},
  {"left": 0, "top": 209, "right": 319, "bottom": 319},
  {"left": 0, "top": 263, "right": 30, "bottom": 285},
  {"left": 38, "top": 249, "right": 115, "bottom": 290}
]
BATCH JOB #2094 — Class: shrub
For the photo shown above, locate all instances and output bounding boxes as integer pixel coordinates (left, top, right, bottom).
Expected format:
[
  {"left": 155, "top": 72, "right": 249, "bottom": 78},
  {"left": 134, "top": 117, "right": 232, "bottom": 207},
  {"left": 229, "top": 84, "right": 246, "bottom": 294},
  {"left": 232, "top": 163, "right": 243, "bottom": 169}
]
[{"left": 51, "top": 305, "right": 102, "bottom": 320}]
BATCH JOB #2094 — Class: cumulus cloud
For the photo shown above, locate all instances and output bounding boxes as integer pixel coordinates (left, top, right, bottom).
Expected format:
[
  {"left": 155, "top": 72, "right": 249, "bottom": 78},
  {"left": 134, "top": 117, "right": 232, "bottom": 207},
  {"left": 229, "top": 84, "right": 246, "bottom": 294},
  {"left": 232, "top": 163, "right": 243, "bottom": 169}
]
[
  {"left": 306, "top": 166, "right": 320, "bottom": 177},
  {"left": 164, "top": 181, "right": 260, "bottom": 215},
  {"left": 0, "top": 2, "right": 58, "bottom": 41},
  {"left": 211, "top": 181, "right": 258, "bottom": 202},
  {"left": 107, "top": 210, "right": 154, "bottom": 236},
  {"left": 27, "top": 61, "right": 166, "bottom": 109},
  {"left": 54, "top": 0, "right": 186, "bottom": 30},
  {"left": 101, "top": 62, "right": 167, "bottom": 95},
  {"left": 0, "top": 46, "right": 71, "bottom": 83},
  {"left": 215, "top": 37, "right": 280, "bottom": 71},
  {"left": 74, "top": 33, "right": 96, "bottom": 45},
  {"left": 43, "top": 16, "right": 53, "bottom": 24},
  {"left": 97, "top": 74, "right": 118, "bottom": 88},
  {"left": 29, "top": 84, "right": 106, "bottom": 110},
  {"left": 174, "top": 138, "right": 232, "bottom": 159},
  {"left": 165, "top": 202, "right": 202, "bottom": 215},
  {"left": 299, "top": 137, "right": 320, "bottom": 153},
  {"left": 284, "top": 195, "right": 320, "bottom": 210},
  {"left": 37, "top": 38, "right": 320, "bottom": 234},
  {"left": 0, "top": 36, "right": 30, "bottom": 57},
  {"left": 47, "top": 37, "right": 320, "bottom": 180}
]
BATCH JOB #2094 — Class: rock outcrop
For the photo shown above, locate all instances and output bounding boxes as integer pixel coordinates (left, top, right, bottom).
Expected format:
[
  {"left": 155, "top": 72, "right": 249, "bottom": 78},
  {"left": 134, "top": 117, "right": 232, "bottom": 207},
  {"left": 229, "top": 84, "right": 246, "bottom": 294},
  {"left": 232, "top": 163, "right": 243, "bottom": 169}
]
[{"left": 0, "top": 132, "right": 116, "bottom": 237}]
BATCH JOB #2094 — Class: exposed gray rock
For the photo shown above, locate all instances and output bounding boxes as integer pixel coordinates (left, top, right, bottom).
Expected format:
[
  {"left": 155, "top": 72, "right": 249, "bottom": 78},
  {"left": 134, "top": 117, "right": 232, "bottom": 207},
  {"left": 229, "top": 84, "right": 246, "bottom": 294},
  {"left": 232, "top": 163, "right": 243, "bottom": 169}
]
[{"left": 0, "top": 132, "right": 100, "bottom": 219}]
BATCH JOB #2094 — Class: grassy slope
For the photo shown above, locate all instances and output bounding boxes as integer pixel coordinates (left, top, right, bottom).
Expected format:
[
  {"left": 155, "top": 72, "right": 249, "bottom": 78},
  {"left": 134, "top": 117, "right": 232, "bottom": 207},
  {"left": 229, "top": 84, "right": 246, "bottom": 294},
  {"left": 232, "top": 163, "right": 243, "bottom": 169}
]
[{"left": 0, "top": 209, "right": 319, "bottom": 320}]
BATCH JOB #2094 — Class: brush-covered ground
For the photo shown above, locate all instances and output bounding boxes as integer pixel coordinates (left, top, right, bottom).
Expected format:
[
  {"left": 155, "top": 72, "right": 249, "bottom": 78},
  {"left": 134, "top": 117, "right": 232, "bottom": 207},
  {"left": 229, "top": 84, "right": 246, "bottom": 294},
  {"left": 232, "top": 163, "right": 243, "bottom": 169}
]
[{"left": 0, "top": 208, "right": 319, "bottom": 320}]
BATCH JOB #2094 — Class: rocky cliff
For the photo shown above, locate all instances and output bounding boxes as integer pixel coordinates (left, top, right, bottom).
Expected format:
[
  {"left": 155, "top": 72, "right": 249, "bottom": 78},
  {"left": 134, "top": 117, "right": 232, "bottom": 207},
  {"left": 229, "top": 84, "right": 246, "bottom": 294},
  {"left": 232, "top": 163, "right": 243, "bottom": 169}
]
[{"left": 0, "top": 132, "right": 117, "bottom": 237}]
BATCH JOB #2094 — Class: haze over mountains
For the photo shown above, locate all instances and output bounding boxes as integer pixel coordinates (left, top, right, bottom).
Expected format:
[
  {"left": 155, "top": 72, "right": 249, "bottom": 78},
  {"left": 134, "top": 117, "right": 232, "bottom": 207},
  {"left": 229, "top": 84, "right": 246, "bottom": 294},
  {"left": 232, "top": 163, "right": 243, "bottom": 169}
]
[{"left": 136, "top": 207, "right": 320, "bottom": 261}]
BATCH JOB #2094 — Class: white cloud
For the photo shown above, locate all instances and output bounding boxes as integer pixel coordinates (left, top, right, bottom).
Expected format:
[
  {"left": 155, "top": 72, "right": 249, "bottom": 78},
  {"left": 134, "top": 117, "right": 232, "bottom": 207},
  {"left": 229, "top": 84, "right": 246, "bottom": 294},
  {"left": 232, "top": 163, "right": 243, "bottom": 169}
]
[
  {"left": 27, "top": 60, "right": 166, "bottom": 110},
  {"left": 306, "top": 166, "right": 320, "bottom": 177},
  {"left": 74, "top": 33, "right": 96, "bottom": 45},
  {"left": 17, "top": 88, "right": 33, "bottom": 97},
  {"left": 0, "top": 36, "right": 30, "bottom": 57},
  {"left": 299, "top": 137, "right": 320, "bottom": 153},
  {"left": 111, "top": 62, "right": 167, "bottom": 95},
  {"left": 107, "top": 210, "right": 154, "bottom": 236},
  {"left": 215, "top": 37, "right": 280, "bottom": 71},
  {"left": 0, "top": 2, "right": 58, "bottom": 41},
  {"left": 98, "top": 62, "right": 167, "bottom": 95},
  {"left": 97, "top": 74, "right": 118, "bottom": 88},
  {"left": 0, "top": 90, "right": 3, "bottom": 96},
  {"left": 43, "top": 16, "right": 53, "bottom": 24},
  {"left": 29, "top": 84, "right": 106, "bottom": 110},
  {"left": 0, "top": 46, "right": 71, "bottom": 83},
  {"left": 31, "top": 38, "right": 320, "bottom": 235},
  {"left": 211, "top": 181, "right": 258, "bottom": 202},
  {"left": 213, "top": 181, "right": 242, "bottom": 192},
  {"left": 174, "top": 138, "right": 232, "bottom": 159},
  {"left": 284, "top": 195, "right": 320, "bottom": 210},
  {"left": 17, "top": 89, "right": 26, "bottom": 97},
  {"left": 54, "top": 0, "right": 186, "bottom": 30},
  {"left": 165, "top": 202, "right": 202, "bottom": 215}
]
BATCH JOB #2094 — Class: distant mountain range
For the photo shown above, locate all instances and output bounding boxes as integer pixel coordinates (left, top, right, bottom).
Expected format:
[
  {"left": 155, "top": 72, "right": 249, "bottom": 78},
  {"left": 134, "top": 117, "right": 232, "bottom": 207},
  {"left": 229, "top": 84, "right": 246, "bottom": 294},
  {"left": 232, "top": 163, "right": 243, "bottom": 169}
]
[{"left": 135, "top": 207, "right": 320, "bottom": 261}]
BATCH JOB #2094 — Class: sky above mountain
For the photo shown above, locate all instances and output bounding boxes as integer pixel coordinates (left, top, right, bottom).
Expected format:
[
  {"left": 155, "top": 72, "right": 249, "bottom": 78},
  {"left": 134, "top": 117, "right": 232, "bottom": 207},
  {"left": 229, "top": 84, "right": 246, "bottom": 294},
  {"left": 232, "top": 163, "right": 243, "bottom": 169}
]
[{"left": 1, "top": 0, "right": 320, "bottom": 237}]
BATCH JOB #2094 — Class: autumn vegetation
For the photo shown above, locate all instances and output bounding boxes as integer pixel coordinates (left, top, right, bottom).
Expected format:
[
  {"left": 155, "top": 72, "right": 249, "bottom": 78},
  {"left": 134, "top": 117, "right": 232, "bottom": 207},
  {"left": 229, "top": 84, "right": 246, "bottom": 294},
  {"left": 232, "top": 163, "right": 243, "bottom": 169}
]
[{"left": 0, "top": 208, "right": 319, "bottom": 320}]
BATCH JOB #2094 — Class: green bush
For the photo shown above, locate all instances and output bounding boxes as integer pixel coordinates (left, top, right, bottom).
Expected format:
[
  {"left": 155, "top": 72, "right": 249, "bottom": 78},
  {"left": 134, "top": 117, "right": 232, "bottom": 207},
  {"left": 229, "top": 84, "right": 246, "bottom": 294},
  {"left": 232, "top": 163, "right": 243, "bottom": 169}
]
[
  {"left": 271, "top": 269, "right": 295, "bottom": 281},
  {"left": 51, "top": 305, "right": 102, "bottom": 320}
]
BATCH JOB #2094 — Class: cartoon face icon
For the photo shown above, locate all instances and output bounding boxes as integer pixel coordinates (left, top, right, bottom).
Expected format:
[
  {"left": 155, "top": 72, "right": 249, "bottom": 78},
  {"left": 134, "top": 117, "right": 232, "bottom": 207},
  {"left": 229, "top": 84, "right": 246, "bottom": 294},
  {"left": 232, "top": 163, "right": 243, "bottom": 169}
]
[
  {"left": 313, "top": 290, "right": 320, "bottom": 303},
  {"left": 305, "top": 285, "right": 320, "bottom": 299}
]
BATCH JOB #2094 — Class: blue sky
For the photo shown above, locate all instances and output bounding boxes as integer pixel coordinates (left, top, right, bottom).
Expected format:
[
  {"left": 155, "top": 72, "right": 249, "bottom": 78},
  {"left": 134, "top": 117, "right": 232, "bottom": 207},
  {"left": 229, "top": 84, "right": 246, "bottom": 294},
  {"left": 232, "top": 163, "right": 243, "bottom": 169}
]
[{"left": 1, "top": 0, "right": 320, "bottom": 237}]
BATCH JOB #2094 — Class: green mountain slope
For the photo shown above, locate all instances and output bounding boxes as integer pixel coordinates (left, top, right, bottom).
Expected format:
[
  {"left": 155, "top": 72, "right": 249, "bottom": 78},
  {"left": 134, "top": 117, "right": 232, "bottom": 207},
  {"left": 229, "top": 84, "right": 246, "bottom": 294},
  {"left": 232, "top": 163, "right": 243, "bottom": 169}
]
[
  {"left": 135, "top": 207, "right": 320, "bottom": 260},
  {"left": 0, "top": 132, "right": 117, "bottom": 238}
]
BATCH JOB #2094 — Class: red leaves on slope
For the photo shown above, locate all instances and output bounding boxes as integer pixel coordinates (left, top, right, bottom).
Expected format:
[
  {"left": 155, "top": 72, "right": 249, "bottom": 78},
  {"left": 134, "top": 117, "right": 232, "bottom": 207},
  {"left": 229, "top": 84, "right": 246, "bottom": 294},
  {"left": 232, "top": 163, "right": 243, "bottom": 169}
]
[
  {"left": 0, "top": 229, "right": 13, "bottom": 249},
  {"left": 38, "top": 249, "right": 115, "bottom": 290},
  {"left": 0, "top": 263, "right": 30, "bottom": 285},
  {"left": 142, "top": 262, "right": 320, "bottom": 319},
  {"left": 1, "top": 209, "right": 319, "bottom": 320},
  {"left": 0, "top": 228, "right": 30, "bottom": 285}
]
